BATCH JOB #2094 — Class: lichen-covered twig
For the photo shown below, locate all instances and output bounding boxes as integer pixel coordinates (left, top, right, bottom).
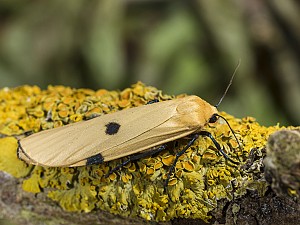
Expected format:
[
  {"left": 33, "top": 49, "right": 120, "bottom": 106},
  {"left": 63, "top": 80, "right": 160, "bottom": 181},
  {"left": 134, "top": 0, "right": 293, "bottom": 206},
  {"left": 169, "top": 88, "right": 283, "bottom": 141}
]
[{"left": 0, "top": 82, "right": 299, "bottom": 224}]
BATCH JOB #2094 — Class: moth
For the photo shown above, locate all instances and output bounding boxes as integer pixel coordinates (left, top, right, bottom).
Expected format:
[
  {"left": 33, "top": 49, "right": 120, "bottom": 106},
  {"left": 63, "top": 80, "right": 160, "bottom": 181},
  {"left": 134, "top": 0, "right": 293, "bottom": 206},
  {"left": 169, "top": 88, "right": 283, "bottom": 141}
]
[{"left": 18, "top": 65, "right": 241, "bottom": 186}]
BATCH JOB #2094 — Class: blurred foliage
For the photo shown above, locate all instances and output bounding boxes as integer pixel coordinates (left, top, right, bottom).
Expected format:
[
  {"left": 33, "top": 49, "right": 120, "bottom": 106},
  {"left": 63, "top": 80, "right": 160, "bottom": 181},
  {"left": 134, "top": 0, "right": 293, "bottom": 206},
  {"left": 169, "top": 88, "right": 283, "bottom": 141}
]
[
  {"left": 0, "top": 0, "right": 299, "bottom": 126},
  {"left": 0, "top": 219, "right": 16, "bottom": 225}
]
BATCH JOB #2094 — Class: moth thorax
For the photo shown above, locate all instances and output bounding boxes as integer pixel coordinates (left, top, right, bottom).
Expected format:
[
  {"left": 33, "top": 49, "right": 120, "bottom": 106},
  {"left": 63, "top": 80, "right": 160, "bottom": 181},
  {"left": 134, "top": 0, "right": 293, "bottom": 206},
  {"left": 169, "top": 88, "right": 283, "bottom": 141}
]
[{"left": 176, "top": 95, "right": 218, "bottom": 128}]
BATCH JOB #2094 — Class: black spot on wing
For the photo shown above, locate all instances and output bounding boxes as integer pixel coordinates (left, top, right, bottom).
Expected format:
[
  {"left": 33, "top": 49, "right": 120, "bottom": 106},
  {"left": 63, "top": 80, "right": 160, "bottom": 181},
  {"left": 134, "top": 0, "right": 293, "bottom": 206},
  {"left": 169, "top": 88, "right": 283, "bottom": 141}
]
[
  {"left": 105, "top": 122, "right": 121, "bottom": 135},
  {"left": 86, "top": 153, "right": 104, "bottom": 165}
]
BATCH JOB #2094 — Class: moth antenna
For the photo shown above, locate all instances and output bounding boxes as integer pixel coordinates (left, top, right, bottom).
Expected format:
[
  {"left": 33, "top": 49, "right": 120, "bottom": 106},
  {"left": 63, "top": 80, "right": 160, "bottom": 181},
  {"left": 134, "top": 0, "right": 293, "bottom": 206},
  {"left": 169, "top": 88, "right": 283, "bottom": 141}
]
[
  {"left": 216, "top": 114, "right": 243, "bottom": 153},
  {"left": 215, "top": 59, "right": 241, "bottom": 108}
]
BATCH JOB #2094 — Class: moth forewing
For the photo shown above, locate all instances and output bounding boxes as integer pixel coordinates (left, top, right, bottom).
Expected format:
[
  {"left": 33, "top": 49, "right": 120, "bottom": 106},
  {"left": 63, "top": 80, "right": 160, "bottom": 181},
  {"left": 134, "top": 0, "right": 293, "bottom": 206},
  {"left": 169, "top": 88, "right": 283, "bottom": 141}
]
[{"left": 18, "top": 95, "right": 218, "bottom": 167}]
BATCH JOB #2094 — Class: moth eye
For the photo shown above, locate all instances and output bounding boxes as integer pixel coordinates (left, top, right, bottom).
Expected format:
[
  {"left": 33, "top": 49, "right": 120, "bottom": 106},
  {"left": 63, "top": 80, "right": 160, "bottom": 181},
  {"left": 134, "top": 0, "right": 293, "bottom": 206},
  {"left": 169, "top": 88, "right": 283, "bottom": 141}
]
[
  {"left": 209, "top": 114, "right": 218, "bottom": 123},
  {"left": 105, "top": 122, "right": 121, "bottom": 135}
]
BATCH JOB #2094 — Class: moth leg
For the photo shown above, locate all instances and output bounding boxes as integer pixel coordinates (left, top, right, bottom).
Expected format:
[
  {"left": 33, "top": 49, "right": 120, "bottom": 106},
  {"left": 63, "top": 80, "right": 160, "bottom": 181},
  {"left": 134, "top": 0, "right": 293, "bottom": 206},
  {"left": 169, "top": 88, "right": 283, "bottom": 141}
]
[
  {"left": 105, "top": 144, "right": 167, "bottom": 178},
  {"left": 198, "top": 131, "right": 238, "bottom": 165},
  {"left": 165, "top": 131, "right": 239, "bottom": 188},
  {"left": 165, "top": 133, "right": 200, "bottom": 187}
]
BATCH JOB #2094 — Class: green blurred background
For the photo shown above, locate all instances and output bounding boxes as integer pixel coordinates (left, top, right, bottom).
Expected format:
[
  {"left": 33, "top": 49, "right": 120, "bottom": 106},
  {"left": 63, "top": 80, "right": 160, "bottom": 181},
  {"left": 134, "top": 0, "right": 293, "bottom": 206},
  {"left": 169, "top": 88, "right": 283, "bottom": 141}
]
[{"left": 0, "top": 0, "right": 299, "bottom": 126}]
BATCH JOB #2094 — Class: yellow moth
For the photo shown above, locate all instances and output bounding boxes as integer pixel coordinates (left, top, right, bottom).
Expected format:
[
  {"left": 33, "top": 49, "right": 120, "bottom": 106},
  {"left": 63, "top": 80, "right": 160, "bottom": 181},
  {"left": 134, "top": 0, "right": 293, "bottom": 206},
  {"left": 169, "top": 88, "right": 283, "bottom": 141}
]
[
  {"left": 18, "top": 95, "right": 221, "bottom": 167},
  {"left": 18, "top": 65, "right": 241, "bottom": 186}
]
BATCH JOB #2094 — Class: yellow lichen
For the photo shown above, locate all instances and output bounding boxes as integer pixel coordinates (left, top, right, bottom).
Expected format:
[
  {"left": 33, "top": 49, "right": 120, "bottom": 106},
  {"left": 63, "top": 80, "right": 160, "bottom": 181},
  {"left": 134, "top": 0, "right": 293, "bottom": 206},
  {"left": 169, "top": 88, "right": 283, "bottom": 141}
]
[
  {"left": 182, "top": 161, "right": 195, "bottom": 172},
  {"left": 168, "top": 178, "right": 178, "bottom": 186},
  {"left": 162, "top": 155, "right": 175, "bottom": 166},
  {"left": 0, "top": 82, "right": 296, "bottom": 222},
  {"left": 0, "top": 137, "right": 33, "bottom": 178}
]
